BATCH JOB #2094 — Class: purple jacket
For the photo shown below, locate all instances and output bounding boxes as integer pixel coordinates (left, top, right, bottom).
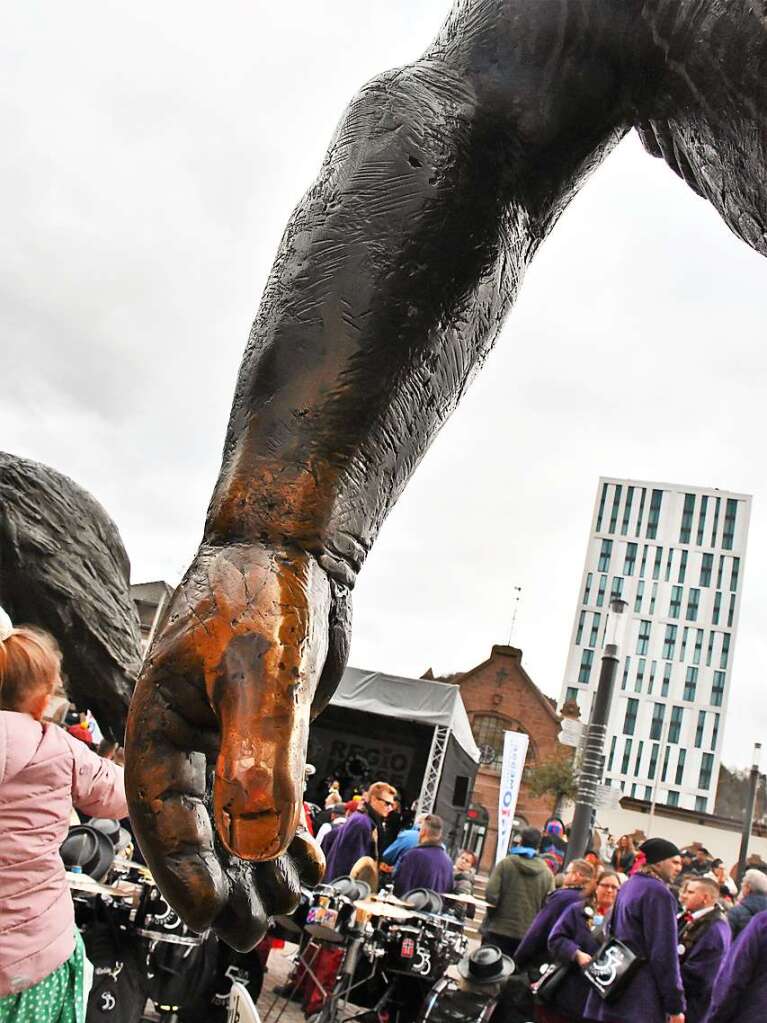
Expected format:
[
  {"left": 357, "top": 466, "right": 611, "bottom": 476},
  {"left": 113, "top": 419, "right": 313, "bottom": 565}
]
[
  {"left": 704, "top": 910, "right": 767, "bottom": 1023},
  {"left": 679, "top": 910, "right": 731, "bottom": 1023},
  {"left": 514, "top": 886, "right": 584, "bottom": 969},
  {"left": 324, "top": 810, "right": 376, "bottom": 881},
  {"left": 585, "top": 872, "right": 685, "bottom": 1023},
  {"left": 393, "top": 843, "right": 454, "bottom": 897},
  {"left": 548, "top": 899, "right": 601, "bottom": 1018}
]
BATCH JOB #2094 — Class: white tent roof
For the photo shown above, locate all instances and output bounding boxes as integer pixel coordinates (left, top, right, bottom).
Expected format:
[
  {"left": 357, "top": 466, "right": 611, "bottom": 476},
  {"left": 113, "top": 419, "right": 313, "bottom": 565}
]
[{"left": 331, "top": 666, "right": 480, "bottom": 763}]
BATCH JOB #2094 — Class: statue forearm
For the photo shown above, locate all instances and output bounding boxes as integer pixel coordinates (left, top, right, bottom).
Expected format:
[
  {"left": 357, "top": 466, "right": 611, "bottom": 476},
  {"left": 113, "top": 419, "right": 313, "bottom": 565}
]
[{"left": 206, "top": 27, "right": 632, "bottom": 584}]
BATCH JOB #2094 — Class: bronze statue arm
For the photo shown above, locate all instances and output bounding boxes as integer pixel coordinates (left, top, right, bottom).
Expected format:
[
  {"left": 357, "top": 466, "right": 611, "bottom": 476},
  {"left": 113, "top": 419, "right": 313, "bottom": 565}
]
[{"left": 124, "top": 0, "right": 767, "bottom": 948}]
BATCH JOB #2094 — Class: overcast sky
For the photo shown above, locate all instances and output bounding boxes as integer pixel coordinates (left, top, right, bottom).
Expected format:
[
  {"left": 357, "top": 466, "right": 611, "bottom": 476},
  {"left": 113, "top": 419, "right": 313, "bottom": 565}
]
[{"left": 3, "top": 3, "right": 766, "bottom": 769}]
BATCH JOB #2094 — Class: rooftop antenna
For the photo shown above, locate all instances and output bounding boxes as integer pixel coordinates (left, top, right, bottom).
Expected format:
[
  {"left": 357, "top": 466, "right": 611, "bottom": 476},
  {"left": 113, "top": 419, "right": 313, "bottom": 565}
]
[{"left": 507, "top": 586, "right": 522, "bottom": 645}]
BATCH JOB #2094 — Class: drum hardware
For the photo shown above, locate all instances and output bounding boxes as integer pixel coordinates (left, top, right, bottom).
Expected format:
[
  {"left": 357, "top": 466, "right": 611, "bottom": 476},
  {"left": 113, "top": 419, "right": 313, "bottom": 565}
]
[
  {"left": 265, "top": 882, "right": 472, "bottom": 1023},
  {"left": 135, "top": 928, "right": 203, "bottom": 948},
  {"left": 310, "top": 934, "right": 388, "bottom": 1023}
]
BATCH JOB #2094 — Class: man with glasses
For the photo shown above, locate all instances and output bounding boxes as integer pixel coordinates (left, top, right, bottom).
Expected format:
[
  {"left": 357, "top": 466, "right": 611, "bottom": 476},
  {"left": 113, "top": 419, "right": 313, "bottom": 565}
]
[{"left": 324, "top": 781, "right": 397, "bottom": 881}]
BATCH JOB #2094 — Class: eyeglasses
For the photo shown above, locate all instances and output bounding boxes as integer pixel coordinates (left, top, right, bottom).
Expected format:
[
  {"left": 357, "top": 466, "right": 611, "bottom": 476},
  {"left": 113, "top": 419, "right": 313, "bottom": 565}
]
[{"left": 375, "top": 796, "right": 395, "bottom": 807}]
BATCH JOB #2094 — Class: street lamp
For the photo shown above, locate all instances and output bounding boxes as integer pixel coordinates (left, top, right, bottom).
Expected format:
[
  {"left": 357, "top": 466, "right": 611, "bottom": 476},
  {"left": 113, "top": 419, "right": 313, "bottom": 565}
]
[
  {"left": 737, "top": 742, "right": 762, "bottom": 882},
  {"left": 566, "top": 596, "right": 628, "bottom": 864}
]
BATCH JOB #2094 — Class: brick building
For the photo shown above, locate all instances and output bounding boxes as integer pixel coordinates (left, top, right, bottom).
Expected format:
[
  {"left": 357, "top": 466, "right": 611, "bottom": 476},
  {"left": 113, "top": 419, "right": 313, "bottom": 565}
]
[{"left": 427, "top": 645, "right": 564, "bottom": 872}]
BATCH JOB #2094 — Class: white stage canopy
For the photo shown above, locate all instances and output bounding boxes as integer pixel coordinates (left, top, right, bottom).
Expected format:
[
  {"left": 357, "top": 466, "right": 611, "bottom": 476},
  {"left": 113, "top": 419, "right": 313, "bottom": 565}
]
[{"left": 331, "top": 666, "right": 480, "bottom": 763}]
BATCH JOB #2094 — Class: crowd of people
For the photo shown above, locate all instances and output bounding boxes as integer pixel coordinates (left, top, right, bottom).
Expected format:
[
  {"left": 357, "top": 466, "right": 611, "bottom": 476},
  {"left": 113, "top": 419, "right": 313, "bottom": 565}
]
[
  {"left": 304, "top": 779, "right": 478, "bottom": 900},
  {"left": 3, "top": 607, "right": 767, "bottom": 1023},
  {"left": 481, "top": 824, "right": 767, "bottom": 1023}
]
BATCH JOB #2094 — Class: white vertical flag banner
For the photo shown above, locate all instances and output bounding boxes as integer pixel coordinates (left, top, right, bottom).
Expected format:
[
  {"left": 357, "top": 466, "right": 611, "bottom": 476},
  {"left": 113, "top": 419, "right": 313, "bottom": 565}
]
[{"left": 496, "top": 730, "right": 530, "bottom": 864}]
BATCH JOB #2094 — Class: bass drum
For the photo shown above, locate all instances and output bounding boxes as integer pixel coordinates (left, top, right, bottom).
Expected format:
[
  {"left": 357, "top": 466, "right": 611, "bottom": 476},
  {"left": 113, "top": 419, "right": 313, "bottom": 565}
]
[{"left": 418, "top": 978, "right": 498, "bottom": 1023}]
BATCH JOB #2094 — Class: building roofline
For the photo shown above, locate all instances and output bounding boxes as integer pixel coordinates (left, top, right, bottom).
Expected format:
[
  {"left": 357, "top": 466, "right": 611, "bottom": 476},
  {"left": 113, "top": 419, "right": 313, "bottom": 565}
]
[
  {"left": 458, "top": 645, "right": 561, "bottom": 724},
  {"left": 597, "top": 476, "right": 752, "bottom": 502}
]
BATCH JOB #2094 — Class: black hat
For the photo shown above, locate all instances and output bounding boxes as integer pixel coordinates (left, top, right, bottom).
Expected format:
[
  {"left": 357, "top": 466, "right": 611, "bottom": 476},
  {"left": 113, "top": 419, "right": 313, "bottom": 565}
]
[
  {"left": 403, "top": 888, "right": 443, "bottom": 915},
  {"left": 457, "top": 945, "right": 514, "bottom": 984},
  {"left": 639, "top": 838, "right": 681, "bottom": 866},
  {"left": 89, "top": 817, "right": 132, "bottom": 853},
  {"left": 60, "top": 825, "right": 114, "bottom": 881},
  {"left": 329, "top": 876, "right": 371, "bottom": 902}
]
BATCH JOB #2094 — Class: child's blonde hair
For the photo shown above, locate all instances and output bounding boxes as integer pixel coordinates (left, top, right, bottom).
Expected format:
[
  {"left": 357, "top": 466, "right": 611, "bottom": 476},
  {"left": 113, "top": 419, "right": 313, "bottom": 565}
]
[{"left": 0, "top": 625, "right": 62, "bottom": 712}]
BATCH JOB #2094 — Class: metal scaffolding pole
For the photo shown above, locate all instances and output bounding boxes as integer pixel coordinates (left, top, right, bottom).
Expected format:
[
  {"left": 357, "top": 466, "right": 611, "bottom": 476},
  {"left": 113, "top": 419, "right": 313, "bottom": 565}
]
[{"left": 417, "top": 724, "right": 450, "bottom": 816}]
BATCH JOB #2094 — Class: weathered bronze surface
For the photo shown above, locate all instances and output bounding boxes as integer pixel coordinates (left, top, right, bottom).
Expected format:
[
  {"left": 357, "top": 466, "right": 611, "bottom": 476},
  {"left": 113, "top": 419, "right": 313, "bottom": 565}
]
[
  {"left": 126, "top": 0, "right": 767, "bottom": 948},
  {"left": 0, "top": 452, "right": 142, "bottom": 739}
]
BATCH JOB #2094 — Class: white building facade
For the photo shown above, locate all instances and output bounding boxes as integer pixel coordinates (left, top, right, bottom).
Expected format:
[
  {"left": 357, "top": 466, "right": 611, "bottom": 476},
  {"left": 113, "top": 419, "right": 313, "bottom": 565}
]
[{"left": 561, "top": 478, "right": 751, "bottom": 813}]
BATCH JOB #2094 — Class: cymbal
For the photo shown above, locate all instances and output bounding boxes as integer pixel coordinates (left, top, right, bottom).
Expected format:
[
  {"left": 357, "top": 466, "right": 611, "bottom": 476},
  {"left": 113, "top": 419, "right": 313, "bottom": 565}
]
[
  {"left": 442, "top": 892, "right": 490, "bottom": 907},
  {"left": 353, "top": 898, "right": 413, "bottom": 920},
  {"left": 66, "top": 871, "right": 141, "bottom": 898},
  {"left": 370, "top": 893, "right": 409, "bottom": 906}
]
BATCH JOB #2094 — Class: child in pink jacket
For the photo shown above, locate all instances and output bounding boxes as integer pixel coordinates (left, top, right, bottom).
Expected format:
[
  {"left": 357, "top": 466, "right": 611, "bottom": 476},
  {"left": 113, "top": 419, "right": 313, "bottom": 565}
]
[{"left": 0, "top": 609, "right": 128, "bottom": 1021}]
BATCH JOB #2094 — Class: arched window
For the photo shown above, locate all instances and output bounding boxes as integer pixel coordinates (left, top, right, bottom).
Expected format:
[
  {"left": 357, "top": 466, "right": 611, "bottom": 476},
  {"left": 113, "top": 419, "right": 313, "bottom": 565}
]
[{"left": 471, "top": 715, "right": 535, "bottom": 774}]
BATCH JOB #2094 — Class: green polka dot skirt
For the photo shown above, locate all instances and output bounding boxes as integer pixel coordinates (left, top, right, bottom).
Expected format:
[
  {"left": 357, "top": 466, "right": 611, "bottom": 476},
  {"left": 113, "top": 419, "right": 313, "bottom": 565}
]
[{"left": 0, "top": 930, "right": 87, "bottom": 1023}]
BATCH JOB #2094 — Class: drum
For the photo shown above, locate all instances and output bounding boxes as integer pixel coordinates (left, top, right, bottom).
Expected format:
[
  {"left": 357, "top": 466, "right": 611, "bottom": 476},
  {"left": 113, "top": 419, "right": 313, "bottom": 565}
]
[
  {"left": 418, "top": 978, "right": 498, "bottom": 1023},
  {"left": 134, "top": 882, "right": 204, "bottom": 949},
  {"left": 304, "top": 887, "right": 355, "bottom": 944},
  {"left": 422, "top": 914, "right": 468, "bottom": 965},
  {"left": 383, "top": 921, "right": 442, "bottom": 980},
  {"left": 132, "top": 883, "right": 211, "bottom": 1011}
]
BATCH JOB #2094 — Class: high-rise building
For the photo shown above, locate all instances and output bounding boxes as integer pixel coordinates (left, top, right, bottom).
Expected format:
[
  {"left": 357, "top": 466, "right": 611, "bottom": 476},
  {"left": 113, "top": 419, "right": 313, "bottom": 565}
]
[{"left": 561, "top": 478, "right": 751, "bottom": 813}]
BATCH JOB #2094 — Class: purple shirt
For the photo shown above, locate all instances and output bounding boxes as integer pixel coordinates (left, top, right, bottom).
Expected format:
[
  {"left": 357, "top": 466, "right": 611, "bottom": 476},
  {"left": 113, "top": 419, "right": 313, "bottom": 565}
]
[
  {"left": 514, "top": 886, "right": 584, "bottom": 969},
  {"left": 324, "top": 811, "right": 376, "bottom": 881},
  {"left": 585, "top": 872, "right": 685, "bottom": 1023},
  {"left": 704, "top": 909, "right": 767, "bottom": 1023},
  {"left": 393, "top": 843, "right": 454, "bottom": 897}
]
